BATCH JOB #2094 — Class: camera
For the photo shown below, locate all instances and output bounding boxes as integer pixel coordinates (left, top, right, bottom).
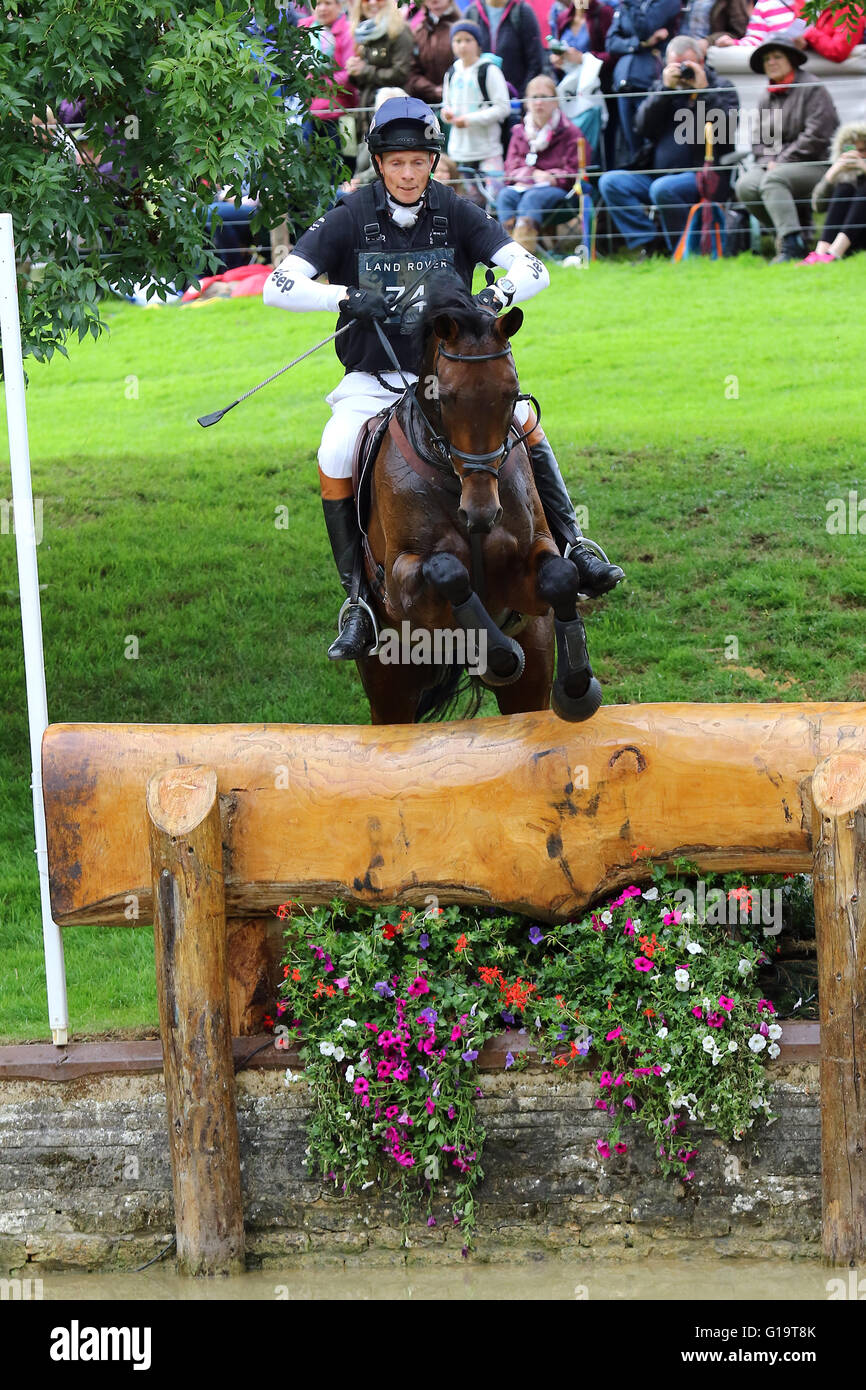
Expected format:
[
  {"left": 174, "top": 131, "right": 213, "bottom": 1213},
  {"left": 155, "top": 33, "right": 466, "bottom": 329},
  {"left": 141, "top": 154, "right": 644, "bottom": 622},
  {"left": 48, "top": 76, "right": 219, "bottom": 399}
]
[
  {"left": 679, "top": 63, "right": 695, "bottom": 82},
  {"left": 546, "top": 35, "right": 568, "bottom": 53}
]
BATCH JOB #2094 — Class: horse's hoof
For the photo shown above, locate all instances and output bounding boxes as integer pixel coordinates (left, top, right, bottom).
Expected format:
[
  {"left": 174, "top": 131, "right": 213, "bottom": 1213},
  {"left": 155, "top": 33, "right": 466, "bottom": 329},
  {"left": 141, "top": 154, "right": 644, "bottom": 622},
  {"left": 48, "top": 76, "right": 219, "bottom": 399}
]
[
  {"left": 479, "top": 640, "right": 526, "bottom": 687},
  {"left": 552, "top": 674, "right": 603, "bottom": 721}
]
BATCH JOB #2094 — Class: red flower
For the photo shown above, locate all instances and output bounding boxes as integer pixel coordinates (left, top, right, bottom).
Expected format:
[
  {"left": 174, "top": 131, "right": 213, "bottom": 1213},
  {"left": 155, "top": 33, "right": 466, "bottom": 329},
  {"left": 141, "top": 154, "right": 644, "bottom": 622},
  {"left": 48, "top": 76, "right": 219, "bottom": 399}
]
[
  {"left": 382, "top": 922, "right": 403, "bottom": 940},
  {"left": 455, "top": 934, "right": 469, "bottom": 954},
  {"left": 292, "top": 968, "right": 301, "bottom": 982}
]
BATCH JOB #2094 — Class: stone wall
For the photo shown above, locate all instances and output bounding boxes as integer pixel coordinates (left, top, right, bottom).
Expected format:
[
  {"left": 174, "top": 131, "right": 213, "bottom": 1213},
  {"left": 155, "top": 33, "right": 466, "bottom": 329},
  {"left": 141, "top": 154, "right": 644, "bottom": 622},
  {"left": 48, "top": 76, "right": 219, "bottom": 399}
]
[{"left": 0, "top": 1063, "right": 821, "bottom": 1271}]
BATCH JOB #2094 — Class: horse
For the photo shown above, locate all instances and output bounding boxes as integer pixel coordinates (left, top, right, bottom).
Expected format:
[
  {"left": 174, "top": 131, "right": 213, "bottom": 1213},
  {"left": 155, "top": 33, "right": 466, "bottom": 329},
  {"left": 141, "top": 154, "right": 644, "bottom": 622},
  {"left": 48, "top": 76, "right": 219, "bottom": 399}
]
[{"left": 352, "top": 272, "right": 603, "bottom": 726}]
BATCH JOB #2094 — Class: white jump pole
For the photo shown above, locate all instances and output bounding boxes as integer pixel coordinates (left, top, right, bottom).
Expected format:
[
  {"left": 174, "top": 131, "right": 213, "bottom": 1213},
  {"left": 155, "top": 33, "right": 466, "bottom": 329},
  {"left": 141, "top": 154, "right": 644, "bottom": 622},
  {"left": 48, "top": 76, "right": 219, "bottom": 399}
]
[{"left": 0, "top": 212, "right": 69, "bottom": 1045}]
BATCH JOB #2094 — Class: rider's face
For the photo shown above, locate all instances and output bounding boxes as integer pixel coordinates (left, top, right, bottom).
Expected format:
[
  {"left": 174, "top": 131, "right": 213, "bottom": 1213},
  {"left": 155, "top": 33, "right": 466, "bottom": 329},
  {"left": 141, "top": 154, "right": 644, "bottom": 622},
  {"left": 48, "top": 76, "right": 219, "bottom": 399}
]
[{"left": 378, "top": 150, "right": 436, "bottom": 202}]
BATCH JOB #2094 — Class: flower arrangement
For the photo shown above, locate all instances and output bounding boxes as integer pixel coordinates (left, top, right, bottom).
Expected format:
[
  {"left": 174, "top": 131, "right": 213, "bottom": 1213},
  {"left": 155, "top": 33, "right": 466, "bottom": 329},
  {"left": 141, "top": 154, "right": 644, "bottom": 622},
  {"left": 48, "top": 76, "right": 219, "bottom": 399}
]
[{"left": 277, "top": 860, "right": 790, "bottom": 1243}]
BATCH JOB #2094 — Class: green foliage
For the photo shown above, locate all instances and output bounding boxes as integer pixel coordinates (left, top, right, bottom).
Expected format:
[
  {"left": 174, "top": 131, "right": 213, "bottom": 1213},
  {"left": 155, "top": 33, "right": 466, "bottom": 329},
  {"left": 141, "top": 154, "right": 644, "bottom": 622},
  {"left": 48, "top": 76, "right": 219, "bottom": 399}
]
[
  {"left": 280, "top": 865, "right": 785, "bottom": 1241},
  {"left": 0, "top": 1, "right": 341, "bottom": 363},
  {"left": 797, "top": 0, "right": 865, "bottom": 29}
]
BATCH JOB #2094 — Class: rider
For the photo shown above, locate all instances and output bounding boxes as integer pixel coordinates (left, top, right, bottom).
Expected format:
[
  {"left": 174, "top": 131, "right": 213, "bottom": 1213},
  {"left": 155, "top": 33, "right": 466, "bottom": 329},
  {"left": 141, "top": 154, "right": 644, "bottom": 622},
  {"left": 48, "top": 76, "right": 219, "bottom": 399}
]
[{"left": 263, "top": 95, "right": 623, "bottom": 659}]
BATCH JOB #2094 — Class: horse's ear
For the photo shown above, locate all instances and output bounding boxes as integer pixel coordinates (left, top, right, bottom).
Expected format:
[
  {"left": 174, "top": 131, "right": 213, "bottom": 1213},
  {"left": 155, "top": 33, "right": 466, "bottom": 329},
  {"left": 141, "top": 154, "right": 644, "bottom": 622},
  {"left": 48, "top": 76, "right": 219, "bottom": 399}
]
[
  {"left": 498, "top": 306, "right": 523, "bottom": 340},
  {"left": 433, "top": 313, "right": 458, "bottom": 342}
]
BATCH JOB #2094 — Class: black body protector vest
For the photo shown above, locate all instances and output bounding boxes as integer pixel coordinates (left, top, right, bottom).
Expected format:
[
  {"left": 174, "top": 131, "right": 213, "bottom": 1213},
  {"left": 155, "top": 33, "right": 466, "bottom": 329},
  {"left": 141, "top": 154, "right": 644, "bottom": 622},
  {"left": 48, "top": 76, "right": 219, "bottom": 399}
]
[{"left": 333, "top": 179, "right": 472, "bottom": 376}]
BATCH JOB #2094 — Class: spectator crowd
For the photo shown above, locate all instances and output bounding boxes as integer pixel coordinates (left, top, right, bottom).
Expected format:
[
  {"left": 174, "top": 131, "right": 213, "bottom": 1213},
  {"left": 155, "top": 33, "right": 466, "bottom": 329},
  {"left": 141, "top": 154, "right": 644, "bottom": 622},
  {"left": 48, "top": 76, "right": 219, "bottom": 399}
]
[{"left": 110, "top": 0, "right": 866, "bottom": 270}]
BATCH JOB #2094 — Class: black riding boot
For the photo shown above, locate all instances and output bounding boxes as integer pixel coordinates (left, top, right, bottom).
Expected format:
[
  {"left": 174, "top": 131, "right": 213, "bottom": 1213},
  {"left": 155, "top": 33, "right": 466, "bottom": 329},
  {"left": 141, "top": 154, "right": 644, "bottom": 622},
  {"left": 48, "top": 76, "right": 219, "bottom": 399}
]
[
  {"left": 322, "top": 497, "right": 377, "bottom": 660},
  {"left": 528, "top": 435, "right": 625, "bottom": 597}
]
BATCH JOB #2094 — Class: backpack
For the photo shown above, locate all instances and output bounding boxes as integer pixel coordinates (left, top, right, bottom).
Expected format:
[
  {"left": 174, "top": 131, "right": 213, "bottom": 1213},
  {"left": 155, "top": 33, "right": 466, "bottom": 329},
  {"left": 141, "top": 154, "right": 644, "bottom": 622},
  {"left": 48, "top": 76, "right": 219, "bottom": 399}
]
[{"left": 445, "top": 57, "right": 522, "bottom": 158}]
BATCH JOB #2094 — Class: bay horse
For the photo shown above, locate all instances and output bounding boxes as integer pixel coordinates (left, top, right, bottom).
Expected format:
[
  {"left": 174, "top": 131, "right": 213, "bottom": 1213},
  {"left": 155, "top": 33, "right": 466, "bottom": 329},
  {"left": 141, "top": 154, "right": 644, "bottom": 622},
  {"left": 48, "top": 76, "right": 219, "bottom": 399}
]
[{"left": 354, "top": 273, "right": 602, "bottom": 726}]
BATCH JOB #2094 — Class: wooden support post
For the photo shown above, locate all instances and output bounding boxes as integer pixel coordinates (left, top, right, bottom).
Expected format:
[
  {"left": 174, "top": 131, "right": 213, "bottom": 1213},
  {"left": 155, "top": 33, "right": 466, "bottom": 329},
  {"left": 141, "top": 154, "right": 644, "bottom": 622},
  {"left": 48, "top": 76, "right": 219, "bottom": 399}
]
[
  {"left": 147, "top": 765, "right": 245, "bottom": 1276},
  {"left": 810, "top": 752, "right": 866, "bottom": 1266}
]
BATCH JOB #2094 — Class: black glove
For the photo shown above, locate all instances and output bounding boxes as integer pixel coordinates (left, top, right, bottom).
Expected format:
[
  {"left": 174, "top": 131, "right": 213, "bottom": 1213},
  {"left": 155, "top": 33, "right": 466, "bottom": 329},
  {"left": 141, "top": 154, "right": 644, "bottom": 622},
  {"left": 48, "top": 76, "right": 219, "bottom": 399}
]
[
  {"left": 474, "top": 277, "right": 515, "bottom": 315},
  {"left": 341, "top": 286, "right": 391, "bottom": 326}
]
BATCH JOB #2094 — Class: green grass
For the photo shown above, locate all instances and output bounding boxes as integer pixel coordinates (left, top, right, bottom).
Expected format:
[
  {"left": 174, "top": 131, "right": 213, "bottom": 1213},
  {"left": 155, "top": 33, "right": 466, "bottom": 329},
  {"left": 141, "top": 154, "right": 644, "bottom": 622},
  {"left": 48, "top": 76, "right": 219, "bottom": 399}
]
[{"left": 2, "top": 256, "right": 865, "bottom": 1041}]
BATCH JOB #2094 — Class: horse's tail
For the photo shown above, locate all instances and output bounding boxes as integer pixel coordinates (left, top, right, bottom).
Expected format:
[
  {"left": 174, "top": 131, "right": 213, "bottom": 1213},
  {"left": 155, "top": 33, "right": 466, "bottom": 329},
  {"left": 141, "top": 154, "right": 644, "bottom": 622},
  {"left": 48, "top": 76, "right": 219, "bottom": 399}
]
[{"left": 417, "top": 665, "right": 485, "bottom": 723}]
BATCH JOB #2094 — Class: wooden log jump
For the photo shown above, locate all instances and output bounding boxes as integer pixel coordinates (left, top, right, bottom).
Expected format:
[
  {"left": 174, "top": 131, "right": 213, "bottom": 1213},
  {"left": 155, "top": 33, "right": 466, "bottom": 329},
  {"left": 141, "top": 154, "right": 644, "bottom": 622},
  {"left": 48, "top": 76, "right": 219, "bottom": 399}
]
[
  {"left": 147, "top": 765, "right": 244, "bottom": 1276},
  {"left": 40, "top": 703, "right": 866, "bottom": 1267},
  {"left": 44, "top": 703, "right": 866, "bottom": 924}
]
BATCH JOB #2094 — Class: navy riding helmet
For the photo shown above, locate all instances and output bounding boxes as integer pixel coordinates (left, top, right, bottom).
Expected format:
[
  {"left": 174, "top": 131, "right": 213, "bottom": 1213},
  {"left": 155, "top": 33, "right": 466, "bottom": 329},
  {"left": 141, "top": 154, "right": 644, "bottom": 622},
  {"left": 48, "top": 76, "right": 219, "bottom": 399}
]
[{"left": 367, "top": 96, "right": 445, "bottom": 175}]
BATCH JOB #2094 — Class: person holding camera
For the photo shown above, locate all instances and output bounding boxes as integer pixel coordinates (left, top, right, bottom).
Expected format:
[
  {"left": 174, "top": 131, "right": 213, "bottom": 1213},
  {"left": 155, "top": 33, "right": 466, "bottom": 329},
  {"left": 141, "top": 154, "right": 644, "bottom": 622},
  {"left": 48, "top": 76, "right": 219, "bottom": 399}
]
[{"left": 598, "top": 36, "right": 738, "bottom": 255}]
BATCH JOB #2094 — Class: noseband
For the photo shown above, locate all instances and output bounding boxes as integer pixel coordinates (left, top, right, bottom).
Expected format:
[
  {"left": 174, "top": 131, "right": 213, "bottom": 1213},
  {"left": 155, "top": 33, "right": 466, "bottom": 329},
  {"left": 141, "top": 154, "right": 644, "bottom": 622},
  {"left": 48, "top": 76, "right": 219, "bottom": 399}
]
[{"left": 427, "top": 339, "right": 541, "bottom": 478}]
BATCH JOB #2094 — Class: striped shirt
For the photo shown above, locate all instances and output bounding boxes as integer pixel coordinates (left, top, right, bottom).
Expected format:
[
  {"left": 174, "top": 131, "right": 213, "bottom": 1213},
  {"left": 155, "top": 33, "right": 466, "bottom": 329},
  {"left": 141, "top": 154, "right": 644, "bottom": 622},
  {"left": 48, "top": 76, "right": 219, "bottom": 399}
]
[{"left": 730, "top": 0, "right": 801, "bottom": 47}]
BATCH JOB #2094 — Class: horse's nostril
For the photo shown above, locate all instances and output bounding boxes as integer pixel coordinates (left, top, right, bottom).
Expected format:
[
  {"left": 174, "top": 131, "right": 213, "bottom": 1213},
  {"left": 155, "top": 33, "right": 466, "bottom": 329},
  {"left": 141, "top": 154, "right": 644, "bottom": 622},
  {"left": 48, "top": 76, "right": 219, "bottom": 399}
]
[{"left": 457, "top": 507, "right": 468, "bottom": 528}]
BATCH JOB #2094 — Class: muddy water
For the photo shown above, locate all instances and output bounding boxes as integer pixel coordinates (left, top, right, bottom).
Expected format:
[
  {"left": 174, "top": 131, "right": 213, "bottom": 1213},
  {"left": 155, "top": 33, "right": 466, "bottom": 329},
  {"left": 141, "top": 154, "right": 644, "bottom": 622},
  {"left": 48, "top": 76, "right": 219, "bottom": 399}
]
[{"left": 34, "top": 1258, "right": 832, "bottom": 1301}]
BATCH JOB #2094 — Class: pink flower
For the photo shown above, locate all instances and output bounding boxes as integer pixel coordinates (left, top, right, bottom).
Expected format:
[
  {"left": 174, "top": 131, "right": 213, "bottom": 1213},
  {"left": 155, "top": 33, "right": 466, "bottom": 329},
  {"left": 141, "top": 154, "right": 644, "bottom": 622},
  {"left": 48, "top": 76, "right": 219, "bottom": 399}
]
[
  {"left": 385, "top": 1105, "right": 399, "bottom": 1119},
  {"left": 706, "top": 1012, "right": 725, "bottom": 1028},
  {"left": 596, "top": 1140, "right": 611, "bottom": 1158},
  {"left": 451, "top": 1025, "right": 462, "bottom": 1041},
  {"left": 377, "top": 1059, "right": 394, "bottom": 1079},
  {"left": 353, "top": 1077, "right": 369, "bottom": 1094},
  {"left": 663, "top": 910, "right": 682, "bottom": 926},
  {"left": 392, "top": 1062, "right": 410, "bottom": 1081},
  {"left": 335, "top": 976, "right": 349, "bottom": 991},
  {"left": 606, "top": 1027, "right": 623, "bottom": 1041},
  {"left": 613, "top": 1073, "right": 626, "bottom": 1086},
  {"left": 595, "top": 1099, "right": 608, "bottom": 1111},
  {"left": 599, "top": 1070, "right": 613, "bottom": 1088},
  {"left": 691, "top": 1007, "right": 703, "bottom": 1018},
  {"left": 633, "top": 956, "right": 654, "bottom": 972},
  {"left": 447, "top": 1105, "right": 455, "bottom": 1120},
  {"left": 623, "top": 918, "right": 635, "bottom": 937},
  {"left": 718, "top": 995, "right": 734, "bottom": 1012},
  {"left": 614, "top": 1142, "right": 628, "bottom": 1155},
  {"left": 758, "top": 998, "right": 776, "bottom": 1014},
  {"left": 624, "top": 1096, "right": 636, "bottom": 1110},
  {"left": 425, "top": 1097, "right": 435, "bottom": 1115},
  {"left": 408, "top": 977, "right": 430, "bottom": 997}
]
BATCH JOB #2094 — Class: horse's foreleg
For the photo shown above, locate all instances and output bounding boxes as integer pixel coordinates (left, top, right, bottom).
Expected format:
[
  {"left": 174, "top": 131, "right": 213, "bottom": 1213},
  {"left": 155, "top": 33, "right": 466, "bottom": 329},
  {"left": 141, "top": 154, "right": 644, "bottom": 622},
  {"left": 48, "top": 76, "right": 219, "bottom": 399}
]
[
  {"left": 420, "top": 552, "right": 525, "bottom": 686},
  {"left": 535, "top": 551, "right": 603, "bottom": 722}
]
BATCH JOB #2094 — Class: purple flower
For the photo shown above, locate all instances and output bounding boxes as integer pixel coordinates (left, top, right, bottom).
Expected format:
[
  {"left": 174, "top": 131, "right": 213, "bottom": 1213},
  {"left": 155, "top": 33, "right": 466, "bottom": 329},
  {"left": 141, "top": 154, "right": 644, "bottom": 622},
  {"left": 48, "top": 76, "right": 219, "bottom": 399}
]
[
  {"left": 335, "top": 976, "right": 349, "bottom": 991},
  {"left": 427, "top": 1215, "right": 436, "bottom": 1227},
  {"left": 505, "top": 1051, "right": 515, "bottom": 1069},
  {"left": 501, "top": 1010, "right": 515, "bottom": 1025},
  {"left": 373, "top": 981, "right": 394, "bottom": 998},
  {"left": 462, "top": 1049, "right": 479, "bottom": 1063},
  {"left": 419, "top": 932, "right": 430, "bottom": 949},
  {"left": 417, "top": 1065, "right": 429, "bottom": 1081},
  {"left": 577, "top": 1034, "right": 593, "bottom": 1056},
  {"left": 529, "top": 925, "right": 544, "bottom": 945},
  {"left": 417, "top": 1007, "right": 438, "bottom": 1025}
]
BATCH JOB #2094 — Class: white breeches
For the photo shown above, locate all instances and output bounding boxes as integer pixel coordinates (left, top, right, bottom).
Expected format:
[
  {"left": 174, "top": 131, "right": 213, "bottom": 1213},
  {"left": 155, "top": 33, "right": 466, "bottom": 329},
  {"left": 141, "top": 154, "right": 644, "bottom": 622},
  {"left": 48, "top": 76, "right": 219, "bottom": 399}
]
[{"left": 317, "top": 370, "right": 532, "bottom": 479}]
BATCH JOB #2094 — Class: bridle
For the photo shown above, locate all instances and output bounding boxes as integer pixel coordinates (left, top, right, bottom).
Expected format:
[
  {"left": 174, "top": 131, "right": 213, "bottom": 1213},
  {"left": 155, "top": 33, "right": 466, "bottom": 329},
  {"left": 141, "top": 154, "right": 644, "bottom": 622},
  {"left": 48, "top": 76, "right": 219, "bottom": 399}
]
[
  {"left": 424, "top": 338, "right": 542, "bottom": 479},
  {"left": 371, "top": 316, "right": 542, "bottom": 482}
]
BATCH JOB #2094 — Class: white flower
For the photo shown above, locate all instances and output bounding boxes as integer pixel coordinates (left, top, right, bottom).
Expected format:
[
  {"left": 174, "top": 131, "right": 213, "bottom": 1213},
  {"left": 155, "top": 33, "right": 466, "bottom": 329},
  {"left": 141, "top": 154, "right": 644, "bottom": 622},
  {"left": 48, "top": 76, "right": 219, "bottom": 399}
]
[
  {"left": 630, "top": 918, "right": 642, "bottom": 932},
  {"left": 686, "top": 941, "right": 704, "bottom": 955},
  {"left": 675, "top": 967, "right": 689, "bottom": 982},
  {"left": 333, "top": 1045, "right": 346, "bottom": 1063},
  {"left": 661, "top": 1062, "right": 670, "bottom": 1073},
  {"left": 712, "top": 1053, "right": 722, "bottom": 1066},
  {"left": 675, "top": 980, "right": 690, "bottom": 993},
  {"left": 680, "top": 907, "right": 696, "bottom": 926},
  {"left": 361, "top": 1180, "right": 375, "bottom": 1190},
  {"left": 344, "top": 1111, "right": 352, "bottom": 1120},
  {"left": 657, "top": 1026, "right": 668, "bottom": 1039},
  {"left": 339, "top": 1018, "right": 357, "bottom": 1030},
  {"left": 767, "top": 1042, "right": 780, "bottom": 1059},
  {"left": 600, "top": 910, "right": 612, "bottom": 925},
  {"left": 702, "top": 997, "right": 712, "bottom": 1009},
  {"left": 748, "top": 1034, "right": 767, "bottom": 1053},
  {"left": 345, "top": 1065, "right": 355, "bottom": 1084},
  {"left": 702, "top": 1036, "right": 715, "bottom": 1053},
  {"left": 643, "top": 887, "right": 659, "bottom": 900},
  {"left": 284, "top": 1068, "right": 300, "bottom": 1085},
  {"left": 738, "top": 958, "right": 752, "bottom": 976},
  {"left": 728, "top": 1040, "right": 738, "bottom": 1053},
  {"left": 768, "top": 1024, "right": 782, "bottom": 1041},
  {"left": 319, "top": 1040, "right": 335, "bottom": 1056}
]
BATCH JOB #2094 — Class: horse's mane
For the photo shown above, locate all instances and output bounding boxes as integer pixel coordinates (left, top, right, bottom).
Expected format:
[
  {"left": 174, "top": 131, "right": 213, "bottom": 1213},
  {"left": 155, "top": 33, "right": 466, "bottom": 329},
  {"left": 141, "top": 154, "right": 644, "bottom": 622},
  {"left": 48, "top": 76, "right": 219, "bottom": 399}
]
[{"left": 411, "top": 270, "right": 496, "bottom": 365}]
